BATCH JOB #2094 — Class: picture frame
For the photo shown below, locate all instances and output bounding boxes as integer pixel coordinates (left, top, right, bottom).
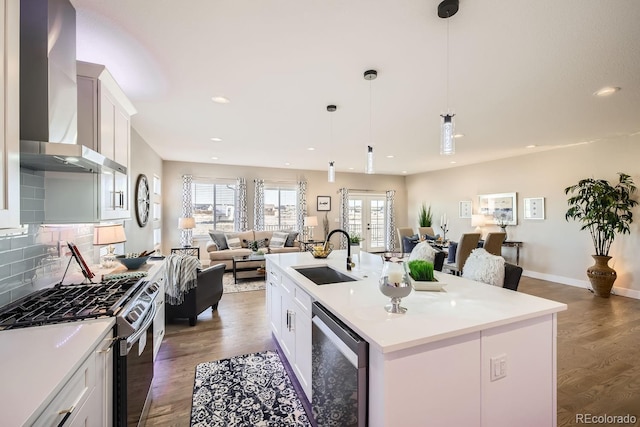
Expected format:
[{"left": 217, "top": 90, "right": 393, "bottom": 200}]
[
  {"left": 317, "top": 196, "right": 331, "bottom": 211},
  {"left": 459, "top": 200, "right": 472, "bottom": 218},
  {"left": 524, "top": 197, "right": 545, "bottom": 220},
  {"left": 477, "top": 192, "right": 517, "bottom": 225}
]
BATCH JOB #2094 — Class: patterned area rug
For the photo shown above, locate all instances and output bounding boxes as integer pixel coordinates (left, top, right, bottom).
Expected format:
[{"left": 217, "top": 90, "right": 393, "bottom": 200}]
[
  {"left": 222, "top": 273, "right": 266, "bottom": 294},
  {"left": 190, "top": 350, "right": 312, "bottom": 427}
]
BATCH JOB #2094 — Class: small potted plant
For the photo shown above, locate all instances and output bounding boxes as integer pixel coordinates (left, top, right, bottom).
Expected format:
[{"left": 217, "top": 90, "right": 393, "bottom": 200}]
[
  {"left": 565, "top": 172, "right": 638, "bottom": 297},
  {"left": 406, "top": 259, "right": 445, "bottom": 291},
  {"left": 349, "top": 233, "right": 363, "bottom": 257}
]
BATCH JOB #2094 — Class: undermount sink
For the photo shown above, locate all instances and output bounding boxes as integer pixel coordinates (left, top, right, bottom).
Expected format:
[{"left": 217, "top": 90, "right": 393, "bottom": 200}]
[{"left": 293, "top": 265, "right": 359, "bottom": 285}]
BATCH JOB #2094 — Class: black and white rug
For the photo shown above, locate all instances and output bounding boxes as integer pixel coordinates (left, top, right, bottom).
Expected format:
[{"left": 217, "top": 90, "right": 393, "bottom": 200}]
[
  {"left": 190, "top": 350, "right": 312, "bottom": 427},
  {"left": 222, "top": 273, "right": 266, "bottom": 294}
]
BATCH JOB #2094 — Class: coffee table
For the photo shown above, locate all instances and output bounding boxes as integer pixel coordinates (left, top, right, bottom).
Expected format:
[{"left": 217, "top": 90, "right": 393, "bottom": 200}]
[{"left": 232, "top": 255, "right": 266, "bottom": 284}]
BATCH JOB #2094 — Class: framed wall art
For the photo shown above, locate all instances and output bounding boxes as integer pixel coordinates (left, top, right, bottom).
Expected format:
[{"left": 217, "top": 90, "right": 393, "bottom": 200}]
[
  {"left": 459, "top": 200, "right": 472, "bottom": 218},
  {"left": 477, "top": 192, "right": 517, "bottom": 225},
  {"left": 524, "top": 197, "right": 545, "bottom": 220},
  {"left": 317, "top": 196, "right": 331, "bottom": 211}
]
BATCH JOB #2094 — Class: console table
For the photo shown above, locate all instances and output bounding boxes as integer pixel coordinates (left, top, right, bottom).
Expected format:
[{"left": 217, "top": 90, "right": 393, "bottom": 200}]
[{"left": 502, "top": 241, "right": 523, "bottom": 265}]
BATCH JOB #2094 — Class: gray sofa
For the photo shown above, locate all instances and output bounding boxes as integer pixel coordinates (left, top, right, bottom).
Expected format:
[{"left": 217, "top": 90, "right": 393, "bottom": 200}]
[{"left": 206, "top": 229, "right": 300, "bottom": 270}]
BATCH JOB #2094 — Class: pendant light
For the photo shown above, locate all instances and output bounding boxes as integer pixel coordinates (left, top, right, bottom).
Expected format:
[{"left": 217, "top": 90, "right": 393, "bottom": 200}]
[
  {"left": 327, "top": 105, "right": 337, "bottom": 182},
  {"left": 438, "top": 0, "right": 458, "bottom": 156},
  {"left": 364, "top": 69, "right": 377, "bottom": 174}
]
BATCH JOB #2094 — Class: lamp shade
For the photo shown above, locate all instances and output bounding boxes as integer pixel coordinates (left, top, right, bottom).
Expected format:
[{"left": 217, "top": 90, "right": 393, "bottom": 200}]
[
  {"left": 93, "top": 224, "right": 126, "bottom": 245},
  {"left": 471, "top": 214, "right": 486, "bottom": 227},
  {"left": 178, "top": 217, "right": 196, "bottom": 230},
  {"left": 304, "top": 216, "right": 318, "bottom": 227}
]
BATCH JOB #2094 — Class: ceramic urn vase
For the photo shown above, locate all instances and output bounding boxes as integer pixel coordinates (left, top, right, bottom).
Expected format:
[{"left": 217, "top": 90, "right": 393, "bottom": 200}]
[{"left": 587, "top": 255, "right": 617, "bottom": 298}]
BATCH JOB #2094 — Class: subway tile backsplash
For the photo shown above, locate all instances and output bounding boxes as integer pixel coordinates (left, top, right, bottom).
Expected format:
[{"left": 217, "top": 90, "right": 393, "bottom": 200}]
[{"left": 0, "top": 169, "right": 95, "bottom": 309}]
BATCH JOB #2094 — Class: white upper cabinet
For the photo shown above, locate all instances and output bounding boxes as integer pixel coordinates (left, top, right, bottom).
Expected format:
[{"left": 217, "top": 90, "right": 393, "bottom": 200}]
[
  {"left": 0, "top": 0, "right": 20, "bottom": 230},
  {"left": 77, "top": 60, "right": 137, "bottom": 220}
]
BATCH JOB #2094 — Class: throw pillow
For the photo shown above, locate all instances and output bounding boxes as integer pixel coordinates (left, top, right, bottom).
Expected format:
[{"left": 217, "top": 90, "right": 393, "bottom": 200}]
[
  {"left": 285, "top": 231, "right": 299, "bottom": 247},
  {"left": 402, "top": 235, "right": 420, "bottom": 253},
  {"left": 408, "top": 241, "right": 437, "bottom": 263},
  {"left": 270, "top": 231, "right": 289, "bottom": 248},
  {"left": 447, "top": 242, "right": 458, "bottom": 263},
  {"left": 462, "top": 248, "right": 505, "bottom": 287},
  {"left": 243, "top": 238, "right": 268, "bottom": 250},
  {"left": 224, "top": 232, "right": 242, "bottom": 249},
  {"left": 208, "top": 231, "right": 228, "bottom": 251}
]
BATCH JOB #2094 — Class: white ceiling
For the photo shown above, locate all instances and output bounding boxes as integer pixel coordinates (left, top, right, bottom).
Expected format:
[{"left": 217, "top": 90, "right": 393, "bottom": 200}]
[{"left": 70, "top": 0, "right": 640, "bottom": 175}]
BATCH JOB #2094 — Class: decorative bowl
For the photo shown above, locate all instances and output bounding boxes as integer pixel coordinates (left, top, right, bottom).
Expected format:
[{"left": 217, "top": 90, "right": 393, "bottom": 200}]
[
  {"left": 116, "top": 255, "right": 149, "bottom": 270},
  {"left": 309, "top": 244, "right": 333, "bottom": 259}
]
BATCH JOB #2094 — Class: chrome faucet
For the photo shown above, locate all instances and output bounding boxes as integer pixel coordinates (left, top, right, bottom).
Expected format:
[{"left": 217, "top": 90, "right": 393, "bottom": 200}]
[{"left": 325, "top": 229, "right": 355, "bottom": 271}]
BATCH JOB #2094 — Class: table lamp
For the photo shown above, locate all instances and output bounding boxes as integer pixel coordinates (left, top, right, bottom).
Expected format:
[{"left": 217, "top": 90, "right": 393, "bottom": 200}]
[
  {"left": 304, "top": 216, "right": 318, "bottom": 241},
  {"left": 471, "top": 214, "right": 486, "bottom": 236},
  {"left": 178, "top": 216, "right": 196, "bottom": 247},
  {"left": 93, "top": 224, "right": 126, "bottom": 268}
]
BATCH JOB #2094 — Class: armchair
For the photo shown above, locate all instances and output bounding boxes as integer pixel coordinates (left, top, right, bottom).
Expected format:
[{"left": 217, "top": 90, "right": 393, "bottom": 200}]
[{"left": 165, "top": 262, "right": 225, "bottom": 326}]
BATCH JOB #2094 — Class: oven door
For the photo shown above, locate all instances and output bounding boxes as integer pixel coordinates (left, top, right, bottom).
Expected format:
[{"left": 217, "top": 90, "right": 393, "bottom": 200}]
[{"left": 115, "top": 301, "right": 157, "bottom": 427}]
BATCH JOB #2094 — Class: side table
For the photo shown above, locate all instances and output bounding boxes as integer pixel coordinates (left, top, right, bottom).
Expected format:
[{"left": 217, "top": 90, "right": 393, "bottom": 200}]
[{"left": 502, "top": 241, "right": 523, "bottom": 265}]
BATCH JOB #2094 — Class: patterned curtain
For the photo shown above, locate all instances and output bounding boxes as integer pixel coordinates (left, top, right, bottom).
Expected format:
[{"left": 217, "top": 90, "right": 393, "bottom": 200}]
[
  {"left": 385, "top": 190, "right": 397, "bottom": 251},
  {"left": 235, "top": 177, "right": 248, "bottom": 231},
  {"left": 254, "top": 179, "right": 265, "bottom": 231},
  {"left": 181, "top": 175, "right": 193, "bottom": 246},
  {"left": 338, "top": 188, "right": 349, "bottom": 249},
  {"left": 296, "top": 180, "right": 307, "bottom": 234}
]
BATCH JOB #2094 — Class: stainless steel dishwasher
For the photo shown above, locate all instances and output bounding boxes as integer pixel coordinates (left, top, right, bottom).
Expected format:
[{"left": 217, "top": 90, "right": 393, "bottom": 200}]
[{"left": 311, "top": 302, "right": 368, "bottom": 427}]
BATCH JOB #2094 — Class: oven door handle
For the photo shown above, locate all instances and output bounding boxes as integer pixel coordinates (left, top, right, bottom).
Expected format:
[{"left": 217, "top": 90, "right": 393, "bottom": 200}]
[{"left": 124, "top": 302, "right": 157, "bottom": 355}]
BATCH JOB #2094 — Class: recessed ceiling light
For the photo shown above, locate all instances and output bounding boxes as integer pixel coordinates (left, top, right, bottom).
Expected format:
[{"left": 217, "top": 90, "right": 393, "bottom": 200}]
[
  {"left": 450, "top": 161, "right": 456, "bottom": 164},
  {"left": 402, "top": 170, "right": 408, "bottom": 174},
  {"left": 210, "top": 137, "right": 222, "bottom": 142},
  {"left": 454, "top": 133, "right": 465, "bottom": 138},
  {"left": 348, "top": 167, "right": 354, "bottom": 170},
  {"left": 284, "top": 162, "right": 290, "bottom": 166},
  {"left": 211, "top": 156, "right": 218, "bottom": 160},
  {"left": 211, "top": 96, "right": 230, "bottom": 104},
  {"left": 386, "top": 155, "right": 394, "bottom": 159},
  {"left": 307, "top": 147, "right": 315, "bottom": 151},
  {"left": 526, "top": 144, "right": 537, "bottom": 148},
  {"left": 594, "top": 86, "right": 620, "bottom": 97}
]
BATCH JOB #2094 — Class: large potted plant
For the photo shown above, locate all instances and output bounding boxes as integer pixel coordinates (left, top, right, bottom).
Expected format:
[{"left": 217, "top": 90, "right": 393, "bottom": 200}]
[
  {"left": 564, "top": 172, "right": 638, "bottom": 297},
  {"left": 418, "top": 203, "right": 433, "bottom": 227}
]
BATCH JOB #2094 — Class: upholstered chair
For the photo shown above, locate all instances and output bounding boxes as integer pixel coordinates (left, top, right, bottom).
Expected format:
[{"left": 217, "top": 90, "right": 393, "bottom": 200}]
[
  {"left": 443, "top": 233, "right": 481, "bottom": 276},
  {"left": 418, "top": 227, "right": 435, "bottom": 238},
  {"left": 396, "top": 227, "right": 416, "bottom": 253},
  {"left": 483, "top": 232, "right": 506, "bottom": 256},
  {"left": 462, "top": 248, "right": 523, "bottom": 291}
]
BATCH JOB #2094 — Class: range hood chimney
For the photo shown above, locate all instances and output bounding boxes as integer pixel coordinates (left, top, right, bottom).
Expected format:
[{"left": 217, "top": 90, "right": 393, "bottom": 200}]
[{"left": 19, "top": 0, "right": 126, "bottom": 174}]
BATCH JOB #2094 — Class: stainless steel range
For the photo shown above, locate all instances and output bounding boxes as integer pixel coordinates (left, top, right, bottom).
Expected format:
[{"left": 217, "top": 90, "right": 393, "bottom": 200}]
[{"left": 0, "top": 243, "right": 161, "bottom": 426}]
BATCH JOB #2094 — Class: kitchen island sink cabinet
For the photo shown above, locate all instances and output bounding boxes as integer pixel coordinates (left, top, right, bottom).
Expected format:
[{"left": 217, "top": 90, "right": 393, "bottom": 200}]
[{"left": 266, "top": 251, "right": 567, "bottom": 427}]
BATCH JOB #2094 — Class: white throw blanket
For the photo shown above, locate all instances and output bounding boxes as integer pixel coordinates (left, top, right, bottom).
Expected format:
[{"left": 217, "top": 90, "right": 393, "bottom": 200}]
[
  {"left": 462, "top": 248, "right": 505, "bottom": 287},
  {"left": 164, "top": 253, "right": 201, "bottom": 305}
]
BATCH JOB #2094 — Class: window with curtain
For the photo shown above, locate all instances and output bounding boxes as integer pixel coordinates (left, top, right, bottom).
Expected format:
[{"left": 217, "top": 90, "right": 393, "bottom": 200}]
[
  {"left": 192, "top": 182, "right": 237, "bottom": 235},
  {"left": 264, "top": 185, "right": 298, "bottom": 231}
]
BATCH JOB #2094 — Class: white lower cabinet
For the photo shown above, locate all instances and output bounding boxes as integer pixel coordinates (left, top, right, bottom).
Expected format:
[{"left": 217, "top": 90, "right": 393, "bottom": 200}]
[
  {"left": 153, "top": 275, "right": 166, "bottom": 361},
  {"left": 266, "top": 261, "right": 312, "bottom": 400},
  {"left": 33, "top": 328, "right": 113, "bottom": 426}
]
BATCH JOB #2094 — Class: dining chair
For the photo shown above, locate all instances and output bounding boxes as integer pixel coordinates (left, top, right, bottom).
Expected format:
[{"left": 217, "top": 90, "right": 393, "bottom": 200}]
[
  {"left": 482, "top": 232, "right": 506, "bottom": 256},
  {"left": 418, "top": 227, "right": 435, "bottom": 239},
  {"left": 396, "top": 227, "right": 416, "bottom": 253},
  {"left": 443, "top": 232, "right": 481, "bottom": 276}
]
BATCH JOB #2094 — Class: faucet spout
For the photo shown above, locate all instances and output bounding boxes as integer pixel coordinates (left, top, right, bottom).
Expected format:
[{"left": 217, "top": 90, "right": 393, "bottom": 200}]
[{"left": 325, "top": 229, "right": 353, "bottom": 270}]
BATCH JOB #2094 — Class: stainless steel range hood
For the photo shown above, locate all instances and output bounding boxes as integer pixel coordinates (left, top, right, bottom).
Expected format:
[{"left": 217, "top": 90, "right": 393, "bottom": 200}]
[{"left": 19, "top": 0, "right": 127, "bottom": 174}]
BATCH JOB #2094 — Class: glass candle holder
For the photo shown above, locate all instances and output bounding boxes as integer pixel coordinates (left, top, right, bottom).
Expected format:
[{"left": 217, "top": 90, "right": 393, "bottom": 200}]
[{"left": 379, "top": 261, "right": 412, "bottom": 314}]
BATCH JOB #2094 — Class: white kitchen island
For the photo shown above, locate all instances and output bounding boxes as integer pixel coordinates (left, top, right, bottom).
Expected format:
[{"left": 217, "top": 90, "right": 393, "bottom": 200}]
[{"left": 266, "top": 250, "right": 567, "bottom": 427}]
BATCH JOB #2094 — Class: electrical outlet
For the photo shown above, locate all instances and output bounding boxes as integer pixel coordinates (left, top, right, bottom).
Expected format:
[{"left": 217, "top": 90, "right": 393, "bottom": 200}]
[{"left": 490, "top": 354, "right": 507, "bottom": 381}]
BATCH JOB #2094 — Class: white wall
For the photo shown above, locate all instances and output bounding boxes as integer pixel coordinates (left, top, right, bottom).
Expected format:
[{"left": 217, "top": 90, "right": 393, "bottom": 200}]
[
  {"left": 162, "top": 161, "right": 407, "bottom": 256},
  {"left": 406, "top": 136, "right": 640, "bottom": 298}
]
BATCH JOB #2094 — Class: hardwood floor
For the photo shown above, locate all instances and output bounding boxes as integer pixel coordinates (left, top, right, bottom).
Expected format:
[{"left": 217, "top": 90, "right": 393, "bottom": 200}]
[{"left": 145, "top": 277, "right": 640, "bottom": 427}]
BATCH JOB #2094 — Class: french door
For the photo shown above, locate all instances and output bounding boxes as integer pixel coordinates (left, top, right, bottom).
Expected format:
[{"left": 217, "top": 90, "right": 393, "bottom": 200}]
[{"left": 347, "top": 194, "right": 386, "bottom": 253}]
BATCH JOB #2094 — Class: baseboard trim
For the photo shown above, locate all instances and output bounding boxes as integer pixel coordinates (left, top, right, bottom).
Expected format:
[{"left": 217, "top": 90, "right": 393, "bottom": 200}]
[{"left": 522, "top": 270, "right": 640, "bottom": 300}]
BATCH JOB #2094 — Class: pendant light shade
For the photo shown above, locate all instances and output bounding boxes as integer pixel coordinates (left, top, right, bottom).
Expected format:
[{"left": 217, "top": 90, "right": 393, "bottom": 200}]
[
  {"left": 440, "top": 114, "right": 455, "bottom": 155},
  {"left": 328, "top": 161, "right": 335, "bottom": 182},
  {"left": 364, "top": 69, "right": 377, "bottom": 174},
  {"left": 365, "top": 146, "right": 374, "bottom": 174},
  {"left": 438, "top": 0, "right": 458, "bottom": 156}
]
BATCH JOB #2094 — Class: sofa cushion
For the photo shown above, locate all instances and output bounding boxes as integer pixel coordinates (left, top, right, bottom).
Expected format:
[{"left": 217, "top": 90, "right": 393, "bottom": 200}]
[
  {"left": 225, "top": 232, "right": 243, "bottom": 249},
  {"left": 254, "top": 230, "right": 272, "bottom": 243},
  {"left": 270, "top": 231, "right": 289, "bottom": 248},
  {"left": 285, "top": 231, "right": 299, "bottom": 247},
  {"left": 209, "top": 248, "right": 251, "bottom": 261},
  {"left": 243, "top": 238, "right": 268, "bottom": 250},
  {"left": 209, "top": 231, "right": 228, "bottom": 250}
]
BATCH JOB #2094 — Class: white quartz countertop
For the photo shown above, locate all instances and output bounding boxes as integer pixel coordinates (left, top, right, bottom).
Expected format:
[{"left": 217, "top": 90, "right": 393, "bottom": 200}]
[
  {"left": 267, "top": 250, "right": 567, "bottom": 353},
  {"left": 0, "top": 318, "right": 115, "bottom": 426}
]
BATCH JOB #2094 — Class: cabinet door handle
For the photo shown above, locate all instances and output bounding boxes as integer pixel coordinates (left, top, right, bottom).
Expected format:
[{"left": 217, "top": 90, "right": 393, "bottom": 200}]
[
  {"left": 290, "top": 312, "right": 295, "bottom": 332},
  {"left": 56, "top": 407, "right": 74, "bottom": 427},
  {"left": 286, "top": 311, "right": 290, "bottom": 330}
]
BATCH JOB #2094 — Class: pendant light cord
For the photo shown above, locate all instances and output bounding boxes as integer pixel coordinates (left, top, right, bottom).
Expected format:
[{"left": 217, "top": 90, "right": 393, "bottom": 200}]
[
  {"left": 369, "top": 79, "right": 373, "bottom": 146},
  {"left": 446, "top": 13, "right": 450, "bottom": 111}
]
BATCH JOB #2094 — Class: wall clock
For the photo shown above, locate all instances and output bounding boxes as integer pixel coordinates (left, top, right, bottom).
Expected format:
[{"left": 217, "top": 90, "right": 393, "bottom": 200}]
[{"left": 135, "top": 174, "right": 150, "bottom": 227}]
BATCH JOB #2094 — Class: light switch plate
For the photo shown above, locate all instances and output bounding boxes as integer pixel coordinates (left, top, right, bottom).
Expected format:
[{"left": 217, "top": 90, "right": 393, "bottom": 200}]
[{"left": 490, "top": 354, "right": 507, "bottom": 381}]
